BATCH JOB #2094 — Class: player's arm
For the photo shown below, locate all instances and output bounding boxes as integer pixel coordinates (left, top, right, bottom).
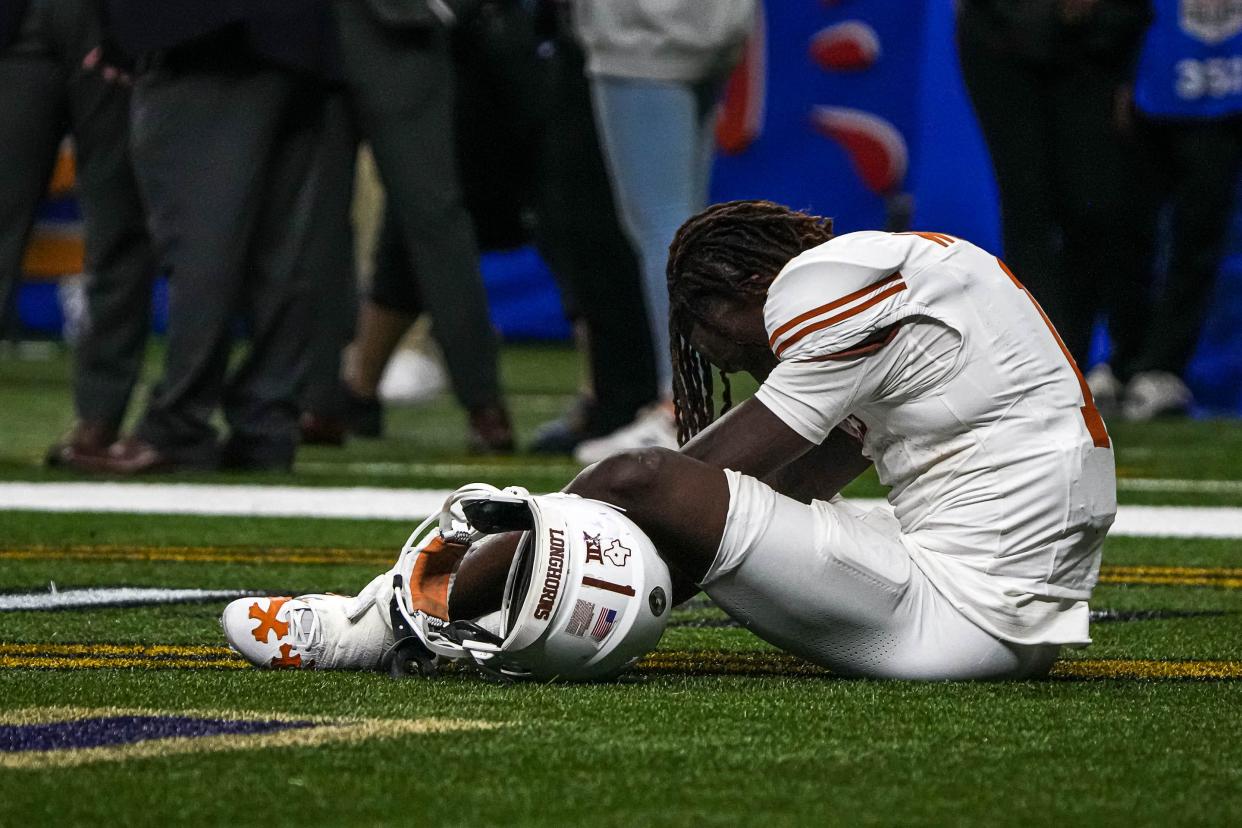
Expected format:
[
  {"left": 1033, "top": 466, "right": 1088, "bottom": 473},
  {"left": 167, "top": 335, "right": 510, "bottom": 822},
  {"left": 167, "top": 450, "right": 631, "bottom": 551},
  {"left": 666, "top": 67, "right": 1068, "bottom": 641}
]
[
  {"left": 679, "top": 397, "right": 810, "bottom": 477},
  {"left": 757, "top": 425, "right": 871, "bottom": 504},
  {"left": 679, "top": 397, "right": 872, "bottom": 503}
]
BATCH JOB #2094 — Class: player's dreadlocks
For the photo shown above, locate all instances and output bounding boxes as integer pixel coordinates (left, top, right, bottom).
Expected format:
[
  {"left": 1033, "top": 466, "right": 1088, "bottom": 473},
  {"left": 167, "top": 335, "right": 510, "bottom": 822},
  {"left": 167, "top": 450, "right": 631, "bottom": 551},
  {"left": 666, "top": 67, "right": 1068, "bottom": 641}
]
[{"left": 666, "top": 200, "right": 833, "bottom": 445}]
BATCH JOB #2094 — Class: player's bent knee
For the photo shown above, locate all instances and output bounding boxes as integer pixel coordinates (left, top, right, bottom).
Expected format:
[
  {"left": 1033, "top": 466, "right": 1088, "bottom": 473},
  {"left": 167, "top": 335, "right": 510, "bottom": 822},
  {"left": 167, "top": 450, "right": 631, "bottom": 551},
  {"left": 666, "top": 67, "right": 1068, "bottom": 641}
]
[{"left": 571, "top": 447, "right": 677, "bottom": 508}]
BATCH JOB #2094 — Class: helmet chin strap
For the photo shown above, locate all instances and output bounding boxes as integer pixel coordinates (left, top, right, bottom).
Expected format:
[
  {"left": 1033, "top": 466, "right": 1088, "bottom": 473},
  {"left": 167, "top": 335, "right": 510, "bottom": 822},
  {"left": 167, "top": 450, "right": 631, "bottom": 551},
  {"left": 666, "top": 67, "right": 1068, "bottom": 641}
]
[{"left": 382, "top": 573, "right": 441, "bottom": 678}]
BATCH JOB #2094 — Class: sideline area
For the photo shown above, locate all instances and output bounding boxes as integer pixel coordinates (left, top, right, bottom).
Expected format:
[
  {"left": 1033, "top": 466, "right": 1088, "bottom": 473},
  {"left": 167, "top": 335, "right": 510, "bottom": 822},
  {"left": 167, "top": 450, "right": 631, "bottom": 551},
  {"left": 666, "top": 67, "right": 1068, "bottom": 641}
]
[{"left": 2, "top": 481, "right": 1241, "bottom": 538}]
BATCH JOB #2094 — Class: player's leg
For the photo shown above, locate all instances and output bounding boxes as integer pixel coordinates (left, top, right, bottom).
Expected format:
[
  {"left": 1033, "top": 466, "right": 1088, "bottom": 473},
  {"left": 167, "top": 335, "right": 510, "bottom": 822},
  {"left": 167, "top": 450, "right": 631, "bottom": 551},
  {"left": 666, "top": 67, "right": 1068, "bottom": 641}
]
[
  {"left": 704, "top": 470, "right": 1058, "bottom": 680},
  {"left": 449, "top": 447, "right": 728, "bottom": 620}
]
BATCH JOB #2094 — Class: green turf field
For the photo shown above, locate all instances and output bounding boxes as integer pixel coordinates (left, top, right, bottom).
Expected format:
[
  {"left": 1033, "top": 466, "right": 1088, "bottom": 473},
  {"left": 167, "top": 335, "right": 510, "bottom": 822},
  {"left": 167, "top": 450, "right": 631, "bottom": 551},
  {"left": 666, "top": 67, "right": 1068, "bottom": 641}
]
[{"left": 2, "top": 345, "right": 1241, "bottom": 826}]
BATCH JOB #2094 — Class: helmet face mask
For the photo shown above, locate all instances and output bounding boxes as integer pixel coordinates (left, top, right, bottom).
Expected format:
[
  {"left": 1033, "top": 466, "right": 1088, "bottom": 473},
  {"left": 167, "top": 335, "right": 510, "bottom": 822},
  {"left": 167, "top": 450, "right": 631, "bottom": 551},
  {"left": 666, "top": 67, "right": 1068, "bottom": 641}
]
[{"left": 459, "top": 489, "right": 673, "bottom": 682}]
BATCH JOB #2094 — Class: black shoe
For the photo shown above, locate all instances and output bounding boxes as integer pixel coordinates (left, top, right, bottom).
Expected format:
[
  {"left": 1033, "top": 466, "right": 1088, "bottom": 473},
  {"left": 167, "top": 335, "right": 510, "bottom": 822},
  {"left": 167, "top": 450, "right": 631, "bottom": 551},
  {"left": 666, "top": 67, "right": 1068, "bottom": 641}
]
[
  {"left": 299, "top": 412, "right": 348, "bottom": 446},
  {"left": 529, "top": 396, "right": 592, "bottom": 455},
  {"left": 467, "top": 405, "right": 515, "bottom": 454},
  {"left": 45, "top": 420, "right": 118, "bottom": 468},
  {"left": 219, "top": 435, "right": 294, "bottom": 472},
  {"left": 344, "top": 388, "right": 383, "bottom": 438},
  {"left": 61, "top": 436, "right": 217, "bottom": 475}
]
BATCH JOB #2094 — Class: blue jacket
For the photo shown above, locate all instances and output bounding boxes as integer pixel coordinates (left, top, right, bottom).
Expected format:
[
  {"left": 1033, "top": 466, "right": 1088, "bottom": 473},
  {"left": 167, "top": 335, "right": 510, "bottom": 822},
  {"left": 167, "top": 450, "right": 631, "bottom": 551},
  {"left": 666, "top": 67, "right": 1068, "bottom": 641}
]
[{"left": 1134, "top": 0, "right": 1242, "bottom": 118}]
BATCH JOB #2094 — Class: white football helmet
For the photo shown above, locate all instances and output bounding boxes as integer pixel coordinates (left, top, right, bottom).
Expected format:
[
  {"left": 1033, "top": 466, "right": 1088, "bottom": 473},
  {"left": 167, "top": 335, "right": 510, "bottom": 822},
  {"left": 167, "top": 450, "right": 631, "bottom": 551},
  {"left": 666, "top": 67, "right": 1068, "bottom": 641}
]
[{"left": 392, "top": 484, "right": 673, "bottom": 682}]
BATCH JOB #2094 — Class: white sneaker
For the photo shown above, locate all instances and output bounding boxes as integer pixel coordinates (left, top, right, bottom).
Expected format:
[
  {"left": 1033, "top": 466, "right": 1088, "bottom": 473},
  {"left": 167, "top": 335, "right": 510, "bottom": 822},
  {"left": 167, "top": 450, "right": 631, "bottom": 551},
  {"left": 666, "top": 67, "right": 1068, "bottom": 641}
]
[
  {"left": 378, "top": 348, "right": 447, "bottom": 406},
  {"left": 221, "top": 574, "right": 393, "bottom": 671},
  {"left": 1122, "top": 370, "right": 1192, "bottom": 422},
  {"left": 1085, "top": 363, "right": 1122, "bottom": 417},
  {"left": 573, "top": 404, "right": 678, "bottom": 464}
]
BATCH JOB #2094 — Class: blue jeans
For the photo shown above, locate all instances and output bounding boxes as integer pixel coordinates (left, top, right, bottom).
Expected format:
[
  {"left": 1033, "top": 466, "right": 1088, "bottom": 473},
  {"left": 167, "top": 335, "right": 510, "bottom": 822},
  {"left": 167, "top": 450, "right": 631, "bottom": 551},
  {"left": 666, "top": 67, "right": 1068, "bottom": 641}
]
[{"left": 590, "top": 75, "right": 721, "bottom": 394}]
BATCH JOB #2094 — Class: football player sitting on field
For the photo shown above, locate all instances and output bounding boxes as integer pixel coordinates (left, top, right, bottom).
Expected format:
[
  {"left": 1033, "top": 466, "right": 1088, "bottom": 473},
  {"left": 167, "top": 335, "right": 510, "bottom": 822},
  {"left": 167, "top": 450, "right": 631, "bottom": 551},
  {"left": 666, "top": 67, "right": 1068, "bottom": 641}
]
[{"left": 223, "top": 200, "right": 1117, "bottom": 681}]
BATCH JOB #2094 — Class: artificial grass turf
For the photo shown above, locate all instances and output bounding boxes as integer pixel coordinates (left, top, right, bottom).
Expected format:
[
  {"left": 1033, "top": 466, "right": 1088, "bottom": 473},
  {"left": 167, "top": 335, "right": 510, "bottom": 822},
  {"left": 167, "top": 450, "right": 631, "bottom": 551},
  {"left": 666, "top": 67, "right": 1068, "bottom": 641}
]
[
  {"left": 1, "top": 667, "right": 1241, "bottom": 826},
  {"left": 4, "top": 346, "right": 1242, "bottom": 824},
  {"left": 1, "top": 508, "right": 1240, "bottom": 655}
]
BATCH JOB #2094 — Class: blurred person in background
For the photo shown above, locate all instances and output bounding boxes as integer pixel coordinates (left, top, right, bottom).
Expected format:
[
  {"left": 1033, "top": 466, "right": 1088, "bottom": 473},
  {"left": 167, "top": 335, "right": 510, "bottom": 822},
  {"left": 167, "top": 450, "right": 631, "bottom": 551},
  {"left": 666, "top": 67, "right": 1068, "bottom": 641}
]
[
  {"left": 527, "top": 0, "right": 659, "bottom": 454},
  {"left": 570, "top": 0, "right": 756, "bottom": 463},
  {"left": 328, "top": 0, "right": 514, "bottom": 453},
  {"left": 63, "top": 0, "right": 341, "bottom": 473},
  {"left": 1114, "top": 0, "right": 1242, "bottom": 420},
  {"left": 312, "top": 1, "right": 661, "bottom": 456},
  {"left": 0, "top": 0, "right": 153, "bottom": 466},
  {"left": 957, "top": 0, "right": 1153, "bottom": 415}
]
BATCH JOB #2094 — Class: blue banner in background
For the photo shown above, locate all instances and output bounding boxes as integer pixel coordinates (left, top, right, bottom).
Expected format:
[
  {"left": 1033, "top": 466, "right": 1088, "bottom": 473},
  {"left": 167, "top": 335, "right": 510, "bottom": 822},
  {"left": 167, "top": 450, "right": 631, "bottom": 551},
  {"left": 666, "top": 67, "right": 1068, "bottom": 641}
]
[
  {"left": 12, "top": 1, "right": 1242, "bottom": 412},
  {"left": 712, "top": 0, "right": 1242, "bottom": 414},
  {"left": 712, "top": 2, "right": 929, "bottom": 234}
]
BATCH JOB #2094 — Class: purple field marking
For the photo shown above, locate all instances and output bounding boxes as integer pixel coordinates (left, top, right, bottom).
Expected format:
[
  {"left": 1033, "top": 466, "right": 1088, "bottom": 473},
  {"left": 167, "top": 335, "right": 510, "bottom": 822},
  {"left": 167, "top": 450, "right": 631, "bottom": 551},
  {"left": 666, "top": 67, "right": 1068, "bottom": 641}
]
[{"left": 0, "top": 716, "right": 318, "bottom": 753}]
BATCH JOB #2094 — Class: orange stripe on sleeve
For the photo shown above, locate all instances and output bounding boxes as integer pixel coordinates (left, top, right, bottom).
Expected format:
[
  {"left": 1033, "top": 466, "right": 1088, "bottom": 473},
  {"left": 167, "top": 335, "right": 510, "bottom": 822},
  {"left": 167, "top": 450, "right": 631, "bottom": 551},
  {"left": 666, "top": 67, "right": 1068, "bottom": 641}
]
[
  {"left": 774, "top": 282, "right": 908, "bottom": 358},
  {"left": 768, "top": 271, "right": 904, "bottom": 348},
  {"left": 896, "top": 231, "right": 956, "bottom": 247}
]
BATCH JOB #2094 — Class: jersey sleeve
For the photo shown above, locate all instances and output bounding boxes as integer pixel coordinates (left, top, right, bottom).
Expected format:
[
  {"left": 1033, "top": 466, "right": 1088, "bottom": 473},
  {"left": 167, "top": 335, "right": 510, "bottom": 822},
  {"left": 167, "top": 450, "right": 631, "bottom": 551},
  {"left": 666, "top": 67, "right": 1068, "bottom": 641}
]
[
  {"left": 755, "top": 353, "right": 882, "bottom": 445},
  {"left": 763, "top": 232, "right": 909, "bottom": 361}
]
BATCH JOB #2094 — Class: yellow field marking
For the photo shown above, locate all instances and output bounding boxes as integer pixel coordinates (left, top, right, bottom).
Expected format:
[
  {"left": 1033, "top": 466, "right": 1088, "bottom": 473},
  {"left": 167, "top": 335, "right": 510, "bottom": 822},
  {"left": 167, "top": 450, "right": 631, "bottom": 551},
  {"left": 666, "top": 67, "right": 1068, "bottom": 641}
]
[
  {"left": 0, "top": 656, "right": 246, "bottom": 670},
  {"left": 0, "top": 544, "right": 391, "bottom": 567},
  {"left": 0, "top": 706, "right": 325, "bottom": 725},
  {"left": 5, "top": 545, "right": 1242, "bottom": 589},
  {"left": 0, "top": 642, "right": 231, "bottom": 657},
  {"left": 0, "top": 642, "right": 244, "bottom": 670},
  {"left": 1052, "top": 659, "right": 1242, "bottom": 680},
  {"left": 636, "top": 650, "right": 1242, "bottom": 681},
  {"left": 0, "top": 706, "right": 500, "bottom": 770},
  {"left": 0, "top": 642, "right": 1238, "bottom": 680},
  {"left": 6, "top": 544, "right": 1240, "bottom": 588},
  {"left": 1098, "top": 565, "right": 1242, "bottom": 589}
]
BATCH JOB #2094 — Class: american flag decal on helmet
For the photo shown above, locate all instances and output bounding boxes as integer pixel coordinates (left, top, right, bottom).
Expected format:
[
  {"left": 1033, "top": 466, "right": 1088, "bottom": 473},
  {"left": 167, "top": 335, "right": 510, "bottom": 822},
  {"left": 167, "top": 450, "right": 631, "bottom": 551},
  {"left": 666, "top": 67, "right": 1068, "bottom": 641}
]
[{"left": 590, "top": 608, "right": 618, "bottom": 642}]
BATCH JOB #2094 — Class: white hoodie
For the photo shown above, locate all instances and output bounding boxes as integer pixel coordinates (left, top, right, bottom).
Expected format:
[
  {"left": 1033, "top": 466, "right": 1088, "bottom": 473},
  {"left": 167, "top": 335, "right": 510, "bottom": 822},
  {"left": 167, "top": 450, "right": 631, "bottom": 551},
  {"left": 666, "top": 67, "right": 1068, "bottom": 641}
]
[{"left": 574, "top": 0, "right": 756, "bottom": 83}]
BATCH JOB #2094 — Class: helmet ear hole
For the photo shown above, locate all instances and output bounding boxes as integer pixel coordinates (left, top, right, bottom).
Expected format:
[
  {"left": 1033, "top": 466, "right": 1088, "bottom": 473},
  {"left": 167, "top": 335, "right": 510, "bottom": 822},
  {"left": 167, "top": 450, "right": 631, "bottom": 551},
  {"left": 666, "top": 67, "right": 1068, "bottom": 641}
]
[{"left": 462, "top": 496, "right": 535, "bottom": 533}]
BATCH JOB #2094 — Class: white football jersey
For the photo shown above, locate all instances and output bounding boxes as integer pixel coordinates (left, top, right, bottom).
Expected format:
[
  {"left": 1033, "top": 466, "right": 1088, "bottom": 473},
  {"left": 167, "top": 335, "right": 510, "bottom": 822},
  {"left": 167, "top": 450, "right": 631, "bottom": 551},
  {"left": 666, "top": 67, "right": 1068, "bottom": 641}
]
[{"left": 754, "top": 231, "right": 1117, "bottom": 645}]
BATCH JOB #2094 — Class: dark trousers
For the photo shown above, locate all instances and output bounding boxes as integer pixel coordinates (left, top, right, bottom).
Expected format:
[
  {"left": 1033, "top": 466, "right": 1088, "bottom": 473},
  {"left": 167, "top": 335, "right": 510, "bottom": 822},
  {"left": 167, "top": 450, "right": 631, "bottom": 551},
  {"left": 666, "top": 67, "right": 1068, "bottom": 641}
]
[
  {"left": 0, "top": 0, "right": 151, "bottom": 428},
  {"left": 1131, "top": 117, "right": 1242, "bottom": 376},
  {"left": 532, "top": 32, "right": 658, "bottom": 430},
  {"left": 130, "top": 60, "right": 327, "bottom": 465},
  {"left": 959, "top": 34, "right": 1150, "bottom": 376},
  {"left": 334, "top": 3, "right": 502, "bottom": 411},
  {"left": 298, "top": 93, "right": 359, "bottom": 421}
]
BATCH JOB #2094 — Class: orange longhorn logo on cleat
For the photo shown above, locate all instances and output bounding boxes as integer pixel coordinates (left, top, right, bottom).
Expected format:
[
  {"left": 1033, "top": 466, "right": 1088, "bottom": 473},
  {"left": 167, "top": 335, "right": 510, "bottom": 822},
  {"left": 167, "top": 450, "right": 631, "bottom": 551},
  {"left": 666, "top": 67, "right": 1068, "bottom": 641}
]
[
  {"left": 270, "top": 642, "right": 310, "bottom": 669},
  {"left": 248, "top": 597, "right": 291, "bottom": 643}
]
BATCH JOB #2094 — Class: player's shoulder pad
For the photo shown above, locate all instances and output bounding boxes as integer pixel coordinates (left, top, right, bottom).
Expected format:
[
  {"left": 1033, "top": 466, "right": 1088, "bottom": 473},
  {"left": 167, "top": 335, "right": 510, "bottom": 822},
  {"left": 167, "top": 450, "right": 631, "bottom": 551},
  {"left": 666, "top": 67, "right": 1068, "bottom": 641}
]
[
  {"left": 764, "top": 231, "right": 907, "bottom": 336},
  {"left": 775, "top": 231, "right": 905, "bottom": 290}
]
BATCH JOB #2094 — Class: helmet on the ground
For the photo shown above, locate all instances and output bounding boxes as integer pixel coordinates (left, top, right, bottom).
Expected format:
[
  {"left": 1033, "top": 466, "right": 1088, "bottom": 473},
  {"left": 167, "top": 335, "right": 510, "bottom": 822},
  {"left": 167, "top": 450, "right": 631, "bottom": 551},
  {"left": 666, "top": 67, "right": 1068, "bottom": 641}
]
[{"left": 445, "top": 485, "right": 673, "bottom": 681}]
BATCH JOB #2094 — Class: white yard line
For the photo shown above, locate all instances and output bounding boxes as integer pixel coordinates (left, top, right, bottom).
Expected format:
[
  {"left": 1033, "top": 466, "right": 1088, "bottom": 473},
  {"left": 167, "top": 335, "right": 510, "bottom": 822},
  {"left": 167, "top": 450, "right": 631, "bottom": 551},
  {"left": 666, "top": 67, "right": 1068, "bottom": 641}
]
[
  {"left": 295, "top": 461, "right": 581, "bottom": 478},
  {"left": 0, "top": 482, "right": 450, "bottom": 522},
  {"left": 1, "top": 481, "right": 1242, "bottom": 538},
  {"left": 0, "top": 587, "right": 256, "bottom": 612},
  {"left": 1116, "top": 478, "right": 1242, "bottom": 495}
]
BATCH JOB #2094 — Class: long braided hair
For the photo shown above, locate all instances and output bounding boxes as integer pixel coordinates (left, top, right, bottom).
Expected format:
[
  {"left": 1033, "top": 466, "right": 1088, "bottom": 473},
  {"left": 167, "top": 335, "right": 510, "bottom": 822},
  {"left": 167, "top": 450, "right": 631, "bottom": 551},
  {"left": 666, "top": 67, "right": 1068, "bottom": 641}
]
[{"left": 666, "top": 200, "right": 833, "bottom": 445}]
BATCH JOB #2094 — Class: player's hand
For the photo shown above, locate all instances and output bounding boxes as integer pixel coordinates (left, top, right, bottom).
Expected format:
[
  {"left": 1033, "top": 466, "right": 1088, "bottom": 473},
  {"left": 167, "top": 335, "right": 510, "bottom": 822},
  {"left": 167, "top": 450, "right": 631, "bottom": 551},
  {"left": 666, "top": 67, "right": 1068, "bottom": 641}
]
[{"left": 82, "top": 45, "right": 132, "bottom": 87}]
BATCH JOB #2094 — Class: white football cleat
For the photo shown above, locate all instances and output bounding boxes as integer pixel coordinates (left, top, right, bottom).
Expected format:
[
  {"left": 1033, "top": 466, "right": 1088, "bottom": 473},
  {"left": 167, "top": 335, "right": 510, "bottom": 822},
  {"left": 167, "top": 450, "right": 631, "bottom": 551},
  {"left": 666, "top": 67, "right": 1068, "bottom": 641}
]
[
  {"left": 378, "top": 348, "right": 447, "bottom": 406},
  {"left": 573, "top": 403, "right": 678, "bottom": 464},
  {"left": 1122, "top": 370, "right": 1192, "bottom": 422},
  {"left": 1085, "top": 363, "right": 1122, "bottom": 418},
  {"left": 221, "top": 575, "right": 394, "bottom": 670}
]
